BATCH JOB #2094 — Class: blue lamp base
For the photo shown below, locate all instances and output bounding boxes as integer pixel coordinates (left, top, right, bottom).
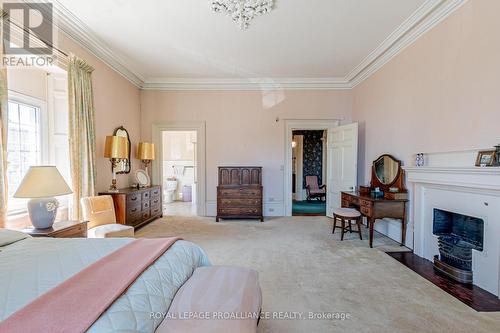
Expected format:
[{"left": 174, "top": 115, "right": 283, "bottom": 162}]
[{"left": 27, "top": 198, "right": 59, "bottom": 229}]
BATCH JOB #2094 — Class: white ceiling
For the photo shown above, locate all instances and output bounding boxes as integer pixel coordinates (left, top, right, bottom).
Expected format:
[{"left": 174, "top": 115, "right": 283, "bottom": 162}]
[{"left": 55, "top": 0, "right": 429, "bottom": 83}]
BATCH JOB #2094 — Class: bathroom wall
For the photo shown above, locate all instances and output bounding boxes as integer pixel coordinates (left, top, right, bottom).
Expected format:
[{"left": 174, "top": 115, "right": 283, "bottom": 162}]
[{"left": 162, "top": 131, "right": 197, "bottom": 201}]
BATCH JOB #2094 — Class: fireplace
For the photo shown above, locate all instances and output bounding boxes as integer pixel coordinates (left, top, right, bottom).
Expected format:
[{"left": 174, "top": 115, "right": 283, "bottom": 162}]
[
  {"left": 405, "top": 162, "right": 500, "bottom": 297},
  {"left": 432, "top": 209, "right": 484, "bottom": 283}
]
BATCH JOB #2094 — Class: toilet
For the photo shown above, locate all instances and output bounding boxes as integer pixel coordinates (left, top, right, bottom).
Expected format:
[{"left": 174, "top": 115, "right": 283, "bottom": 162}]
[{"left": 164, "top": 179, "right": 178, "bottom": 203}]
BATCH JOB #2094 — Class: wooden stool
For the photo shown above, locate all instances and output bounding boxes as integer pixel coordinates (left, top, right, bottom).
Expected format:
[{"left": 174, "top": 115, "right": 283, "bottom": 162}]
[{"left": 332, "top": 208, "right": 363, "bottom": 241}]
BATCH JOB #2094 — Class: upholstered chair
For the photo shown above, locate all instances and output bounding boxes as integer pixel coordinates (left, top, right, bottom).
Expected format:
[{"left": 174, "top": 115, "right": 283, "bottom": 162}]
[
  {"left": 305, "top": 175, "right": 326, "bottom": 201},
  {"left": 80, "top": 196, "right": 134, "bottom": 238}
]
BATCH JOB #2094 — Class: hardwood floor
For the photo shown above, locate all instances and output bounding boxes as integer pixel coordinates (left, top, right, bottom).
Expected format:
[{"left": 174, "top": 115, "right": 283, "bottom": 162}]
[{"left": 388, "top": 252, "right": 500, "bottom": 312}]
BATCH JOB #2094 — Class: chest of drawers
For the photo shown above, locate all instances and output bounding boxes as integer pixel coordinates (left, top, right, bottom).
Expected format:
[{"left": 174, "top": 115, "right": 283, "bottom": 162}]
[
  {"left": 99, "top": 185, "right": 162, "bottom": 228},
  {"left": 216, "top": 167, "right": 263, "bottom": 222}
]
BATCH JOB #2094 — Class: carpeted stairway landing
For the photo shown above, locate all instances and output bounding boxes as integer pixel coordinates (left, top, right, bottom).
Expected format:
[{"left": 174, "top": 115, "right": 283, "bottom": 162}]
[{"left": 137, "top": 216, "right": 500, "bottom": 333}]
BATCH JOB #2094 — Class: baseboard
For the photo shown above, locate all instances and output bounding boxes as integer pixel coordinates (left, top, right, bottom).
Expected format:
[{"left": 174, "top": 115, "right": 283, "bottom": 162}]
[{"left": 373, "top": 218, "right": 413, "bottom": 248}]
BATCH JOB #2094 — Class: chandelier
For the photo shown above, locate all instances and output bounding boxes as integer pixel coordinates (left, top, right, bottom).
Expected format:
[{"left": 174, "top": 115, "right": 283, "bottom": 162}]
[{"left": 211, "top": 0, "right": 274, "bottom": 30}]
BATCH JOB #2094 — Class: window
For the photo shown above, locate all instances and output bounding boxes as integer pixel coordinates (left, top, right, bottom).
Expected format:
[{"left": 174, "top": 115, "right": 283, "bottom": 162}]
[
  {"left": 7, "top": 100, "right": 43, "bottom": 213},
  {"left": 6, "top": 81, "right": 70, "bottom": 216}
]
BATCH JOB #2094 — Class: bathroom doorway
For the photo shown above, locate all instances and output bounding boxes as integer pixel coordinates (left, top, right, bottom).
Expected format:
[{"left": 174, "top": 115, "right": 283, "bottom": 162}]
[
  {"left": 162, "top": 130, "right": 197, "bottom": 216},
  {"left": 152, "top": 122, "right": 206, "bottom": 217}
]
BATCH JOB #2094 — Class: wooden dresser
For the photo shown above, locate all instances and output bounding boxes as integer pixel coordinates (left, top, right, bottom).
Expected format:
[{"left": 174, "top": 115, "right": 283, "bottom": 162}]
[
  {"left": 98, "top": 185, "right": 162, "bottom": 228},
  {"left": 216, "top": 167, "right": 263, "bottom": 222}
]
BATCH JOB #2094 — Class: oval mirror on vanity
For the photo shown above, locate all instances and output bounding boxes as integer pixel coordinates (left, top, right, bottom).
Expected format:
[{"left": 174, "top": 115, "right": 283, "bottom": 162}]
[
  {"left": 371, "top": 154, "right": 405, "bottom": 193},
  {"left": 374, "top": 154, "right": 400, "bottom": 185}
]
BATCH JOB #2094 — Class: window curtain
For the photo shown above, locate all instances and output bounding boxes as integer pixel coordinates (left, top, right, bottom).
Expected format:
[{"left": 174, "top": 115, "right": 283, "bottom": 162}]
[
  {"left": 68, "top": 55, "right": 96, "bottom": 220},
  {"left": 0, "top": 46, "right": 8, "bottom": 228}
]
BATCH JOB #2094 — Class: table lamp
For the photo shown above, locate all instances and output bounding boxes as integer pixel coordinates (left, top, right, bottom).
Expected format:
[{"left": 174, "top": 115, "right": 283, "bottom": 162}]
[
  {"left": 13, "top": 166, "right": 72, "bottom": 229},
  {"left": 104, "top": 135, "right": 128, "bottom": 192},
  {"left": 137, "top": 142, "right": 155, "bottom": 175}
]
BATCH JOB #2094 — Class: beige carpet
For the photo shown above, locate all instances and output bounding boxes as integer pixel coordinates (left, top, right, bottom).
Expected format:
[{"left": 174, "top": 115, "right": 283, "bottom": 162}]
[{"left": 137, "top": 216, "right": 500, "bottom": 333}]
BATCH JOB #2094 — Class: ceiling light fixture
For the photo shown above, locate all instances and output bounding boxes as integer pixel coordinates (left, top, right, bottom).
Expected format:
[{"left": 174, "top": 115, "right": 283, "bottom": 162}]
[{"left": 211, "top": 0, "right": 274, "bottom": 30}]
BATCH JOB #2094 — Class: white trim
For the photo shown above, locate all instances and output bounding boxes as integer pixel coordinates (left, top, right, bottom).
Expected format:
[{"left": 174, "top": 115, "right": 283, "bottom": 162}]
[
  {"left": 26, "top": 0, "right": 145, "bottom": 87},
  {"left": 24, "top": 0, "right": 467, "bottom": 90},
  {"left": 7, "top": 91, "right": 49, "bottom": 163},
  {"left": 142, "top": 78, "right": 352, "bottom": 91},
  {"left": 404, "top": 167, "right": 500, "bottom": 176},
  {"left": 348, "top": 0, "right": 469, "bottom": 87},
  {"left": 6, "top": 91, "right": 48, "bottom": 214},
  {"left": 151, "top": 122, "right": 207, "bottom": 216},
  {"left": 403, "top": 167, "right": 500, "bottom": 192},
  {"left": 405, "top": 166, "right": 500, "bottom": 297},
  {"left": 283, "top": 119, "right": 341, "bottom": 216}
]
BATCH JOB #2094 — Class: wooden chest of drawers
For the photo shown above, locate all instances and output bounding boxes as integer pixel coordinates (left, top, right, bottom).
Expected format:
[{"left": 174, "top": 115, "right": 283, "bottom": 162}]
[
  {"left": 216, "top": 167, "right": 263, "bottom": 222},
  {"left": 99, "top": 185, "right": 162, "bottom": 228}
]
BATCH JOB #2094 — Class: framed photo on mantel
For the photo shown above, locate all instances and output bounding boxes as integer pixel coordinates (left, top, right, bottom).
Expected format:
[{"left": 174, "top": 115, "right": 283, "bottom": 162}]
[{"left": 475, "top": 150, "right": 496, "bottom": 167}]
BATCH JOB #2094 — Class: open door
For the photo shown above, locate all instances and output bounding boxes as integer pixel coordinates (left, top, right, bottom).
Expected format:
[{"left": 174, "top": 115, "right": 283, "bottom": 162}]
[{"left": 327, "top": 123, "right": 358, "bottom": 218}]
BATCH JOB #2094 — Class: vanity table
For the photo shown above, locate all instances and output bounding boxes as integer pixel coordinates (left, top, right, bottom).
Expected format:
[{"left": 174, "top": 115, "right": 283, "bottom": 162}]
[{"left": 341, "top": 154, "right": 408, "bottom": 248}]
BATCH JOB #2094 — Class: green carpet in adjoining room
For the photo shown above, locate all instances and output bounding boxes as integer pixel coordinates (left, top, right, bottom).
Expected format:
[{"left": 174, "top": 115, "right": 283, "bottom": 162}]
[{"left": 292, "top": 200, "right": 326, "bottom": 215}]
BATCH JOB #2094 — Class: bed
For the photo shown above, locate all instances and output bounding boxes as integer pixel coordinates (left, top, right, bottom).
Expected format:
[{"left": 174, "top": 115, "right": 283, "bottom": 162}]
[{"left": 0, "top": 230, "right": 210, "bottom": 332}]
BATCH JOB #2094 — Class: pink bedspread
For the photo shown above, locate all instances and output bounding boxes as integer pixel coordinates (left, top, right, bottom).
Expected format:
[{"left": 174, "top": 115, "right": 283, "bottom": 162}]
[{"left": 0, "top": 237, "right": 181, "bottom": 333}]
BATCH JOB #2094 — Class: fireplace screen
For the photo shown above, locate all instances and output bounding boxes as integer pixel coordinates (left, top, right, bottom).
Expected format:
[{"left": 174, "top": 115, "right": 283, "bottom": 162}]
[{"left": 432, "top": 209, "right": 484, "bottom": 282}]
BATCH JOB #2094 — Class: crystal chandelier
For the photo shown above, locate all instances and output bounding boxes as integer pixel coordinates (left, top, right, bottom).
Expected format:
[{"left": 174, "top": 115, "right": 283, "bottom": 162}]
[{"left": 211, "top": 0, "right": 274, "bottom": 30}]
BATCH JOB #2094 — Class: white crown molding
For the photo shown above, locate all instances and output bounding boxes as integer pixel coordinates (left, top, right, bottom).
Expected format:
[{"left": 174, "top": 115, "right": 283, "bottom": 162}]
[
  {"left": 142, "top": 78, "right": 352, "bottom": 91},
  {"left": 347, "top": 0, "right": 469, "bottom": 88},
  {"left": 24, "top": 0, "right": 467, "bottom": 90},
  {"left": 25, "top": 0, "right": 145, "bottom": 87},
  {"left": 143, "top": 0, "right": 468, "bottom": 91}
]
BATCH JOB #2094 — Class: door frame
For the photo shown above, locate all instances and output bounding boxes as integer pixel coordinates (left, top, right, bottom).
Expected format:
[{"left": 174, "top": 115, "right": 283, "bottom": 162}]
[
  {"left": 293, "top": 135, "right": 304, "bottom": 200},
  {"left": 283, "top": 119, "right": 341, "bottom": 217},
  {"left": 152, "top": 122, "right": 207, "bottom": 216}
]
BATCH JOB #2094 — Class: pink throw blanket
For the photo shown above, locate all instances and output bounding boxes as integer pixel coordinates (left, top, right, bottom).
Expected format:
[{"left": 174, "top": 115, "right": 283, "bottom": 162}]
[{"left": 0, "top": 237, "right": 181, "bottom": 333}]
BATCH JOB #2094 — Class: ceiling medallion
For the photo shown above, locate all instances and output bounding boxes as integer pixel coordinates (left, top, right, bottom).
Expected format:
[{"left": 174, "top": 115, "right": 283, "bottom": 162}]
[{"left": 211, "top": 0, "right": 274, "bottom": 30}]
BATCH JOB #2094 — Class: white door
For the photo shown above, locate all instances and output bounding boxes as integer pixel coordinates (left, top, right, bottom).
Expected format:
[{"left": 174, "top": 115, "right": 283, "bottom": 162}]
[{"left": 327, "top": 123, "right": 358, "bottom": 218}]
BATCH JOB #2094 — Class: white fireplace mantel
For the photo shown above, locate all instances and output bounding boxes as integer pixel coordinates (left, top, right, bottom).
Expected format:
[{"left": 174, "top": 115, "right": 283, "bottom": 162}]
[
  {"left": 404, "top": 167, "right": 500, "bottom": 192},
  {"left": 404, "top": 166, "right": 500, "bottom": 297}
]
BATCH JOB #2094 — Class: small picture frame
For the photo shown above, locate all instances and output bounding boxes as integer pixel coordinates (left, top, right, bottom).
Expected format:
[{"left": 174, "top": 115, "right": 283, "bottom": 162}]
[{"left": 475, "top": 150, "right": 496, "bottom": 167}]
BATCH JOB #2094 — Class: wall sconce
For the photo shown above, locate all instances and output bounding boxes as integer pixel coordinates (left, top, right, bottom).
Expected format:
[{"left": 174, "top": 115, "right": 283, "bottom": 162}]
[{"left": 104, "top": 136, "right": 128, "bottom": 192}]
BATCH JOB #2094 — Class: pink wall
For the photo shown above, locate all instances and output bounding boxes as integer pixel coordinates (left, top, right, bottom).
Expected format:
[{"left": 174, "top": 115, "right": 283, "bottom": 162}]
[
  {"left": 6, "top": 34, "right": 141, "bottom": 229},
  {"left": 58, "top": 33, "right": 141, "bottom": 192},
  {"left": 353, "top": 0, "right": 500, "bottom": 184},
  {"left": 140, "top": 90, "right": 352, "bottom": 213}
]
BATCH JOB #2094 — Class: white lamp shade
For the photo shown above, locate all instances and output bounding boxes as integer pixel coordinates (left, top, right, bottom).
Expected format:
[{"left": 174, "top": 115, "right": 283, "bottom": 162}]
[{"left": 13, "top": 166, "right": 72, "bottom": 198}]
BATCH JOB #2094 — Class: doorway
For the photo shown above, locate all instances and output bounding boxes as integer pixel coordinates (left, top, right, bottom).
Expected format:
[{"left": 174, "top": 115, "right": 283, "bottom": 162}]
[
  {"left": 162, "top": 131, "right": 197, "bottom": 216},
  {"left": 284, "top": 120, "right": 358, "bottom": 218},
  {"left": 292, "top": 130, "right": 327, "bottom": 216},
  {"left": 152, "top": 122, "right": 206, "bottom": 217}
]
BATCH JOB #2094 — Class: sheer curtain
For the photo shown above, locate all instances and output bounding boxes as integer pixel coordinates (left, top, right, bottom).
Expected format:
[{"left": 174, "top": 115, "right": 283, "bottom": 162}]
[
  {"left": 0, "top": 46, "right": 8, "bottom": 228},
  {"left": 68, "top": 55, "right": 97, "bottom": 220}
]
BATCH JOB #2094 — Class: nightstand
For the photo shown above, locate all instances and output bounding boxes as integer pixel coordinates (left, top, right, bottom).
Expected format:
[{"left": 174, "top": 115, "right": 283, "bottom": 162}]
[{"left": 22, "top": 220, "right": 88, "bottom": 238}]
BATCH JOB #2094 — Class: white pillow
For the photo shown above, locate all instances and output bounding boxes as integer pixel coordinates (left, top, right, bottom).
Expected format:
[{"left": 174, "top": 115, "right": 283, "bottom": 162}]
[{"left": 0, "top": 229, "right": 31, "bottom": 247}]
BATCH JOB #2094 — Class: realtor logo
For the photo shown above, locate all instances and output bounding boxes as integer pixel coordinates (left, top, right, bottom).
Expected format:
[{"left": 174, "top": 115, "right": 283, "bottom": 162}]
[{"left": 2, "top": 2, "right": 53, "bottom": 55}]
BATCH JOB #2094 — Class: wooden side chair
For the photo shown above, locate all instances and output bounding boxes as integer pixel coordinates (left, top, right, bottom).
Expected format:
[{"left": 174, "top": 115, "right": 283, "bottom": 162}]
[
  {"left": 332, "top": 208, "right": 363, "bottom": 241},
  {"left": 305, "top": 175, "right": 326, "bottom": 201}
]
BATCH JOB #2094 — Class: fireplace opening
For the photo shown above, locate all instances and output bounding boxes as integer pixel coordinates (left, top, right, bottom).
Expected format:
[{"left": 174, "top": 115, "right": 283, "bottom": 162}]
[{"left": 432, "top": 209, "right": 484, "bottom": 284}]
